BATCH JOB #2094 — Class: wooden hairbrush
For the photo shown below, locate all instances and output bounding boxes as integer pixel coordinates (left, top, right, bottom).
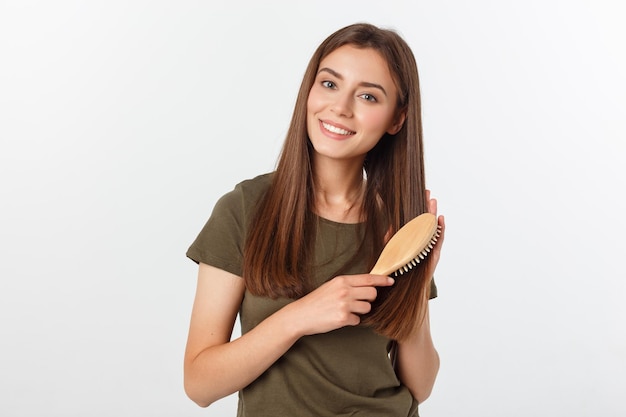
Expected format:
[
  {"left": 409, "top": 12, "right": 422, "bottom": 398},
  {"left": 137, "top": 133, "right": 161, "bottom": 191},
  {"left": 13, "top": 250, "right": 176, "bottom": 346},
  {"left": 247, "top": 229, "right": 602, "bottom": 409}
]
[{"left": 370, "top": 213, "right": 441, "bottom": 277}]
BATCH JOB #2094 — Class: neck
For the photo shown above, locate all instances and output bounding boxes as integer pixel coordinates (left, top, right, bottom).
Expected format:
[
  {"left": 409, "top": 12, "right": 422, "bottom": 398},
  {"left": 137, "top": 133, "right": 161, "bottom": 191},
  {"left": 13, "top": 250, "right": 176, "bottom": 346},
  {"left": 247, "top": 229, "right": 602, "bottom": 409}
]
[{"left": 312, "top": 156, "right": 366, "bottom": 223}]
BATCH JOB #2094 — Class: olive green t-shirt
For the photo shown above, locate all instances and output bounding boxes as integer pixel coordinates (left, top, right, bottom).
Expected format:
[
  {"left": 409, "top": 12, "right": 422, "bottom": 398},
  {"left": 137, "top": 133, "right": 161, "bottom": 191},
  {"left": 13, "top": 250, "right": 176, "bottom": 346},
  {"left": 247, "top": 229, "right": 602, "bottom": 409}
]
[{"left": 187, "top": 173, "right": 435, "bottom": 417}]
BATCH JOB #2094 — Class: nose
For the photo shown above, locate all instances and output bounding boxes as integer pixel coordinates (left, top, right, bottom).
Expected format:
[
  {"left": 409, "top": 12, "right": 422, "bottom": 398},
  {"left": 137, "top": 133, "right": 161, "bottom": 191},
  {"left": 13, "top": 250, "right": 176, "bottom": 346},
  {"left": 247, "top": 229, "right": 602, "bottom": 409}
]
[{"left": 331, "top": 92, "right": 353, "bottom": 118}]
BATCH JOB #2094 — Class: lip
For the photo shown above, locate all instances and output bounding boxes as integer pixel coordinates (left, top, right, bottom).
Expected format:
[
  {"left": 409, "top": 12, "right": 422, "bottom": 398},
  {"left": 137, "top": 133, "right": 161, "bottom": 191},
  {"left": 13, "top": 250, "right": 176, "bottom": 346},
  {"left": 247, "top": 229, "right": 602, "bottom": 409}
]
[{"left": 318, "top": 119, "right": 356, "bottom": 140}]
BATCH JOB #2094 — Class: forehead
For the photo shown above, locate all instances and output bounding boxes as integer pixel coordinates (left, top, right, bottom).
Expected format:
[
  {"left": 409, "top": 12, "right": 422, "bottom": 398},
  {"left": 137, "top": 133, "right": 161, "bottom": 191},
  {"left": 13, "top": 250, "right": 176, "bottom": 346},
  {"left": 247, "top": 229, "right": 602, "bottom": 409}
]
[{"left": 318, "top": 45, "right": 396, "bottom": 87}]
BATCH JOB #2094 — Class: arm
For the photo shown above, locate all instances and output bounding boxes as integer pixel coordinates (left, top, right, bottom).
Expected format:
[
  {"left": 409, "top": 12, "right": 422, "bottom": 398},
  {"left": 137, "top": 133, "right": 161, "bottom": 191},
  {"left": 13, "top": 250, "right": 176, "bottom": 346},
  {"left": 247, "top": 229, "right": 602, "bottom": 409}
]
[
  {"left": 395, "top": 191, "right": 445, "bottom": 403},
  {"left": 395, "top": 306, "right": 440, "bottom": 403},
  {"left": 183, "top": 263, "right": 298, "bottom": 406},
  {"left": 183, "top": 262, "right": 394, "bottom": 407}
]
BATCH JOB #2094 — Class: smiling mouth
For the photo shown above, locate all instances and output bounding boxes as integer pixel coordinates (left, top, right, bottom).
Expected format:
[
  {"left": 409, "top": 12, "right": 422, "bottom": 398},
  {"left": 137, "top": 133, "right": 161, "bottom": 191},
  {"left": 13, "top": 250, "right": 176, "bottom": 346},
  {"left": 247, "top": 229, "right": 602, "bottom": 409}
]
[{"left": 321, "top": 121, "right": 355, "bottom": 136}]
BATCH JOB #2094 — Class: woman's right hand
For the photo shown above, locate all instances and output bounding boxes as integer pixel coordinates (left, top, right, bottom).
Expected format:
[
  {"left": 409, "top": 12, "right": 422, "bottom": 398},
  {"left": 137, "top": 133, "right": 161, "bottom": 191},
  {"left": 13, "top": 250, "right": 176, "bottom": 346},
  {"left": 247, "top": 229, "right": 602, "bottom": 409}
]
[{"left": 285, "top": 274, "right": 395, "bottom": 336}]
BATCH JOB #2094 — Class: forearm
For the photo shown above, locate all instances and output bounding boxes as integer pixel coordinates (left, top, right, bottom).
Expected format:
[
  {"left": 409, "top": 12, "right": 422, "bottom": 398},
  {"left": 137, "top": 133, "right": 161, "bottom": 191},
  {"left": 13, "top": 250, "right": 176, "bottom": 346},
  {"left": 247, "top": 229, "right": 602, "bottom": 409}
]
[
  {"left": 184, "top": 272, "right": 395, "bottom": 407},
  {"left": 184, "top": 307, "right": 301, "bottom": 407},
  {"left": 395, "top": 306, "right": 440, "bottom": 404}
]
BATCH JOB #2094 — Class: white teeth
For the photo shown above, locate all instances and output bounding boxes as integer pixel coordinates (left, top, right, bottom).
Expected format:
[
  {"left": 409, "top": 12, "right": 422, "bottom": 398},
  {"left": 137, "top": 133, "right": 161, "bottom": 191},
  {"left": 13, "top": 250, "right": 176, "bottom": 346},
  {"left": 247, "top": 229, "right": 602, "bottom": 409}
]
[{"left": 322, "top": 122, "right": 353, "bottom": 135}]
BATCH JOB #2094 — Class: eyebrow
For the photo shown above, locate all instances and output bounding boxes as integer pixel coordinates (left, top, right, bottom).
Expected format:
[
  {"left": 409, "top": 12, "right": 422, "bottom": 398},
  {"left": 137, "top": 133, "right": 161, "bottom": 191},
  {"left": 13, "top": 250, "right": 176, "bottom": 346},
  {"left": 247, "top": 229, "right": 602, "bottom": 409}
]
[{"left": 317, "top": 67, "right": 388, "bottom": 97}]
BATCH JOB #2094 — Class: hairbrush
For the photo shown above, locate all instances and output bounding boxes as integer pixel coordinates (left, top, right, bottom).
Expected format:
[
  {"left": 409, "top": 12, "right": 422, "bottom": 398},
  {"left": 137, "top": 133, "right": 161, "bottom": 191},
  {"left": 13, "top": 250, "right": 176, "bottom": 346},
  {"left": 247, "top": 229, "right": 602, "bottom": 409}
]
[{"left": 370, "top": 213, "right": 441, "bottom": 277}]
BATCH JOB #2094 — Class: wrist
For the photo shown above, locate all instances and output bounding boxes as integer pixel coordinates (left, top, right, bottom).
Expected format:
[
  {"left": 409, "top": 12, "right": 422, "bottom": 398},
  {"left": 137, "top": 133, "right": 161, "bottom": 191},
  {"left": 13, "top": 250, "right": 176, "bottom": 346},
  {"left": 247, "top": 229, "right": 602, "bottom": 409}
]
[{"left": 273, "top": 301, "right": 307, "bottom": 341}]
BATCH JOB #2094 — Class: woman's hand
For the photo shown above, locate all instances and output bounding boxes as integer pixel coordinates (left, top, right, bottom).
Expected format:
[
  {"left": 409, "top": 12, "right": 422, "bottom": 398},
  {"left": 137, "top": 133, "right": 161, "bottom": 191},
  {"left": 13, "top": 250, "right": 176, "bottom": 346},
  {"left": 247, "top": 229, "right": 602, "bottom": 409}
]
[{"left": 285, "top": 274, "right": 395, "bottom": 336}]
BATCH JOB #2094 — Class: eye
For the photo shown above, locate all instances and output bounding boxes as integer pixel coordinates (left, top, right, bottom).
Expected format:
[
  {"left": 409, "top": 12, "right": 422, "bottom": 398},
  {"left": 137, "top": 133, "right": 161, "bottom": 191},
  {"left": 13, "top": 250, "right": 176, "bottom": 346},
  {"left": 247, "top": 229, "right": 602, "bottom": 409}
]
[
  {"left": 360, "top": 93, "right": 378, "bottom": 103},
  {"left": 321, "top": 80, "right": 336, "bottom": 89}
]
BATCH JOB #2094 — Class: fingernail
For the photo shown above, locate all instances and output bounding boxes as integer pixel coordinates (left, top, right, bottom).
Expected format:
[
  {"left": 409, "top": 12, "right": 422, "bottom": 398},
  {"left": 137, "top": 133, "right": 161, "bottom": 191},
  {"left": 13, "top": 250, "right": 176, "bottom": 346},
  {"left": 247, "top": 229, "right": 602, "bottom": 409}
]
[{"left": 388, "top": 277, "right": 395, "bottom": 285}]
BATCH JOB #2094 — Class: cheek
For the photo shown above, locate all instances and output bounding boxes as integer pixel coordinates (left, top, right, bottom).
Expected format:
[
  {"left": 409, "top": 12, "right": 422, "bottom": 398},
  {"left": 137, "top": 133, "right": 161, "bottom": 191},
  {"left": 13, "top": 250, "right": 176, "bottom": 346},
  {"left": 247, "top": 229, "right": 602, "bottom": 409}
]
[
  {"left": 361, "top": 109, "right": 395, "bottom": 133},
  {"left": 306, "top": 89, "right": 323, "bottom": 114},
  {"left": 306, "top": 92, "right": 320, "bottom": 134}
]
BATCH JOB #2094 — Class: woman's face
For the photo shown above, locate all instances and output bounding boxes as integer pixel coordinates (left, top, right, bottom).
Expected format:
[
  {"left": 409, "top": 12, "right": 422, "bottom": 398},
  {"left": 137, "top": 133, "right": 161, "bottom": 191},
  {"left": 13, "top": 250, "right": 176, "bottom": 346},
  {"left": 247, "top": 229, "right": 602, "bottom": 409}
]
[{"left": 307, "top": 45, "right": 404, "bottom": 165}]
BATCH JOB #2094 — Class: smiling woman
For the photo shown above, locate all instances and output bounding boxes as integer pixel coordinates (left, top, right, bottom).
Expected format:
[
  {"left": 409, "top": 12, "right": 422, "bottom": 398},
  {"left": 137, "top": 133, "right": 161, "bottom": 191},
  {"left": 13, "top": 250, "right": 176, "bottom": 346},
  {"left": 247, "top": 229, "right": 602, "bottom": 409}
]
[{"left": 184, "top": 23, "right": 445, "bottom": 417}]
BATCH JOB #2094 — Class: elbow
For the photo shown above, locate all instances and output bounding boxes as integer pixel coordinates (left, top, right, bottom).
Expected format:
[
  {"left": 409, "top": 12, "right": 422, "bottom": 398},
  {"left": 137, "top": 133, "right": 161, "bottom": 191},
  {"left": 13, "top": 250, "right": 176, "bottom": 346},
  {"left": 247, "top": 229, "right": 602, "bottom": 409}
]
[
  {"left": 409, "top": 375, "right": 437, "bottom": 405},
  {"left": 414, "top": 386, "right": 434, "bottom": 405},
  {"left": 184, "top": 382, "right": 212, "bottom": 408},
  {"left": 193, "top": 399, "right": 212, "bottom": 409},
  {"left": 191, "top": 398, "right": 211, "bottom": 409},
  {"left": 184, "top": 372, "right": 214, "bottom": 408},
  {"left": 407, "top": 351, "right": 440, "bottom": 405},
  {"left": 184, "top": 360, "right": 235, "bottom": 407}
]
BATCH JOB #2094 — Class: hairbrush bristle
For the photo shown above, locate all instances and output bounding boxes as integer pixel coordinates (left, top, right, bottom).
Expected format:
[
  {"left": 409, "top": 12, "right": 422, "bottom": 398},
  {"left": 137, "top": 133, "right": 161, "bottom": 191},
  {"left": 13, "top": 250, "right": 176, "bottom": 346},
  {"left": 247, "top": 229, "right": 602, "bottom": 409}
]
[
  {"left": 369, "top": 213, "right": 441, "bottom": 277},
  {"left": 392, "top": 224, "right": 441, "bottom": 277}
]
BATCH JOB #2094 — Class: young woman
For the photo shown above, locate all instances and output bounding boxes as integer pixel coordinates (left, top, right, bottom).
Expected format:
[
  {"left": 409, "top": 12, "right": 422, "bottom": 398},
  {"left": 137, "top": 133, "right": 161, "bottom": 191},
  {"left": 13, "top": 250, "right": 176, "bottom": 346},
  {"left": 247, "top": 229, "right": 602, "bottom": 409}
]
[{"left": 184, "top": 23, "right": 446, "bottom": 416}]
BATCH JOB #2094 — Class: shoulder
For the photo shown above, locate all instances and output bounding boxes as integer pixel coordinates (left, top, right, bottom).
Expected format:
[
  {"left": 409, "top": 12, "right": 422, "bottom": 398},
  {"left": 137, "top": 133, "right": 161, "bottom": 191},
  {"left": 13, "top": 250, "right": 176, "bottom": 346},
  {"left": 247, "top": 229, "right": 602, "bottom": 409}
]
[
  {"left": 221, "top": 172, "right": 273, "bottom": 209},
  {"left": 214, "top": 172, "right": 274, "bottom": 223},
  {"left": 186, "top": 173, "right": 274, "bottom": 269},
  {"left": 232, "top": 172, "right": 274, "bottom": 201}
]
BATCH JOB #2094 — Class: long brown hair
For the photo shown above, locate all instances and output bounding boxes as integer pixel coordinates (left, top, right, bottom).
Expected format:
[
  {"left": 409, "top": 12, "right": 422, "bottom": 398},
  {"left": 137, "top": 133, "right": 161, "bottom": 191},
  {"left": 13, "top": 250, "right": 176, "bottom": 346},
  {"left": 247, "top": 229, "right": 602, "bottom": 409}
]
[{"left": 243, "top": 23, "right": 430, "bottom": 341}]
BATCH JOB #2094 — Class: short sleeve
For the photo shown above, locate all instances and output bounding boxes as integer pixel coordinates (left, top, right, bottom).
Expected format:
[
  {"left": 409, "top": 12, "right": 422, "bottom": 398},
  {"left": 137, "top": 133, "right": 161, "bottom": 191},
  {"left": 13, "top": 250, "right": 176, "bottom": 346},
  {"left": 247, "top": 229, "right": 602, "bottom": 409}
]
[
  {"left": 186, "top": 188, "right": 246, "bottom": 277},
  {"left": 186, "top": 174, "right": 273, "bottom": 277}
]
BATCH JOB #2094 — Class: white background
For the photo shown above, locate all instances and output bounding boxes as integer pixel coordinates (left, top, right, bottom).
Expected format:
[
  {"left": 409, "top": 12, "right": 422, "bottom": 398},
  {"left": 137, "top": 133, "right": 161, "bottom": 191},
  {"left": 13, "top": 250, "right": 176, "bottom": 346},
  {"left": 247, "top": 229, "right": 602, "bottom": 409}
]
[{"left": 1, "top": 1, "right": 625, "bottom": 416}]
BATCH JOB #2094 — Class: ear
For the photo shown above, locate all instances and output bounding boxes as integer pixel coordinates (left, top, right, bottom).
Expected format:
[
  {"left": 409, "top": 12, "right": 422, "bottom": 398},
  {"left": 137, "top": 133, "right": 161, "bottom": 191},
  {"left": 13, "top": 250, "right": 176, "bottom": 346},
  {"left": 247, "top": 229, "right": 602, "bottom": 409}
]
[{"left": 387, "top": 111, "right": 406, "bottom": 135}]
